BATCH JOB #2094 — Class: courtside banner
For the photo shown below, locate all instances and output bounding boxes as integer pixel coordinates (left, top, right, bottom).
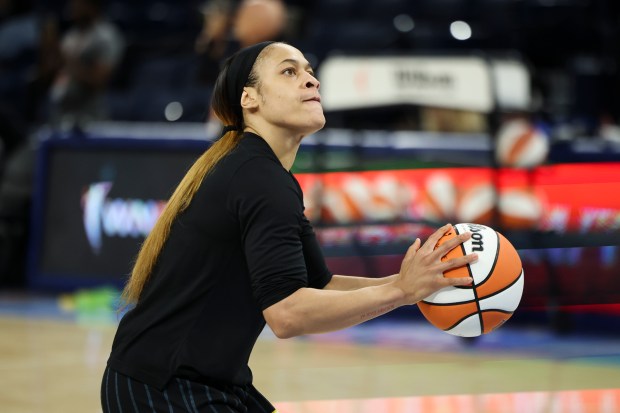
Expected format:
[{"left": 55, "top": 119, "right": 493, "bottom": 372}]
[
  {"left": 27, "top": 138, "right": 208, "bottom": 288},
  {"left": 295, "top": 162, "right": 620, "bottom": 234},
  {"left": 319, "top": 56, "right": 495, "bottom": 112},
  {"left": 27, "top": 136, "right": 617, "bottom": 290}
]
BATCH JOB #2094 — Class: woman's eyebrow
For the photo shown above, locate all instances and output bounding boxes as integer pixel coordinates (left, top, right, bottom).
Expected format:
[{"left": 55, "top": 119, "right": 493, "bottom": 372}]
[{"left": 278, "top": 58, "right": 314, "bottom": 72}]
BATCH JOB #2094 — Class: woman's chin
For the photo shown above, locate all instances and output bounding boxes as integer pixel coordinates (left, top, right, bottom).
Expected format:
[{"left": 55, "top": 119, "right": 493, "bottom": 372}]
[{"left": 308, "top": 114, "right": 327, "bottom": 133}]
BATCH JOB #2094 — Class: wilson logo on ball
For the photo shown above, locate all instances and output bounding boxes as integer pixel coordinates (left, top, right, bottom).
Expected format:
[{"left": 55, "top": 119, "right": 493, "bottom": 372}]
[{"left": 467, "top": 223, "right": 486, "bottom": 252}]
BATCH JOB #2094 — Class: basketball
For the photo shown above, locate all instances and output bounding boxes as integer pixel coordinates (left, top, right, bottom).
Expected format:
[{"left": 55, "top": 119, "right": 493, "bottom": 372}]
[
  {"left": 495, "top": 118, "right": 549, "bottom": 168},
  {"left": 456, "top": 183, "right": 496, "bottom": 225},
  {"left": 421, "top": 173, "right": 457, "bottom": 222},
  {"left": 498, "top": 188, "right": 544, "bottom": 230},
  {"left": 418, "top": 223, "right": 524, "bottom": 337}
]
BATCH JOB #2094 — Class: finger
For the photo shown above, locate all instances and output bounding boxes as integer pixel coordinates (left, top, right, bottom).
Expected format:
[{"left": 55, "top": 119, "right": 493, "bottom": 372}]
[
  {"left": 441, "top": 276, "right": 474, "bottom": 287},
  {"left": 434, "top": 231, "right": 472, "bottom": 258},
  {"left": 422, "top": 223, "right": 453, "bottom": 252},
  {"left": 441, "top": 253, "right": 478, "bottom": 271}
]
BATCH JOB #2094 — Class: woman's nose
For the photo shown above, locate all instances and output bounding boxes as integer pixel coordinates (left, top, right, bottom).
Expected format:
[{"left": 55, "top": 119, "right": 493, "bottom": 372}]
[{"left": 305, "top": 75, "right": 320, "bottom": 90}]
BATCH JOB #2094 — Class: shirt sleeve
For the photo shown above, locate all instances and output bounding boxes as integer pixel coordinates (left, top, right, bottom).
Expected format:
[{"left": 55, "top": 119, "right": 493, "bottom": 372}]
[
  {"left": 300, "top": 213, "right": 333, "bottom": 289},
  {"left": 229, "top": 158, "right": 309, "bottom": 310}
]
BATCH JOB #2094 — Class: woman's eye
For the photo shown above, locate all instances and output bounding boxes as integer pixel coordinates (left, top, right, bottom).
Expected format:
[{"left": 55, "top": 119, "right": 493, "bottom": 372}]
[{"left": 283, "top": 68, "right": 296, "bottom": 76}]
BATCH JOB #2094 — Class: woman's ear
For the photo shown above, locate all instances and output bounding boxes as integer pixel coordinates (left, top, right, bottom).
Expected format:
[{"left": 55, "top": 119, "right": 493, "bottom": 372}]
[{"left": 240, "top": 87, "right": 259, "bottom": 110}]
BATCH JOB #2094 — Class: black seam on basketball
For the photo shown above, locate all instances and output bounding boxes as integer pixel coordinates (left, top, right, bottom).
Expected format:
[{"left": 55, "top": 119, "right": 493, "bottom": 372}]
[
  {"left": 480, "top": 309, "right": 513, "bottom": 315},
  {"left": 443, "top": 312, "right": 480, "bottom": 332},
  {"left": 472, "top": 229, "right": 501, "bottom": 334},
  {"left": 421, "top": 298, "right": 477, "bottom": 306},
  {"left": 468, "top": 225, "right": 484, "bottom": 333},
  {"left": 475, "top": 269, "right": 524, "bottom": 301},
  {"left": 440, "top": 307, "right": 515, "bottom": 333}
]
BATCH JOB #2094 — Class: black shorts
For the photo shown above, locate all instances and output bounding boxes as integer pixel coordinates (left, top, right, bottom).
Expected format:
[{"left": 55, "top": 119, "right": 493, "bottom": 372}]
[{"left": 101, "top": 366, "right": 277, "bottom": 413}]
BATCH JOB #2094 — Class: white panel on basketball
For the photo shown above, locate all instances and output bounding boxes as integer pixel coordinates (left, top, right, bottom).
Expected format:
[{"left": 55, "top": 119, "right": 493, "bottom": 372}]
[
  {"left": 445, "top": 313, "right": 482, "bottom": 337},
  {"left": 455, "top": 223, "right": 498, "bottom": 285},
  {"left": 479, "top": 271, "right": 524, "bottom": 312},
  {"left": 423, "top": 286, "right": 476, "bottom": 304}
]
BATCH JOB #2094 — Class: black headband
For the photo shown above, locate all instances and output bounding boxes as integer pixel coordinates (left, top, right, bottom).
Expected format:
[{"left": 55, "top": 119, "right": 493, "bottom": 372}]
[{"left": 225, "top": 41, "right": 275, "bottom": 124}]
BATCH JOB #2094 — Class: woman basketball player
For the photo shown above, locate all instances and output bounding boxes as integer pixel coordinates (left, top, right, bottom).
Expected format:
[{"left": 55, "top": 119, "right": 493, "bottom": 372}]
[{"left": 101, "top": 41, "right": 476, "bottom": 412}]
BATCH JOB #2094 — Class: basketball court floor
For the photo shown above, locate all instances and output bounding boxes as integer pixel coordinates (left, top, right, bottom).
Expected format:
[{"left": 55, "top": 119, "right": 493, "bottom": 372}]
[{"left": 1, "top": 290, "right": 619, "bottom": 413}]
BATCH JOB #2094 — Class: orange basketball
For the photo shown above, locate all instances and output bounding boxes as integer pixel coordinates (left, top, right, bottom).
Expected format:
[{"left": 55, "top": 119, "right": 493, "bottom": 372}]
[
  {"left": 495, "top": 118, "right": 549, "bottom": 168},
  {"left": 418, "top": 223, "right": 524, "bottom": 337}
]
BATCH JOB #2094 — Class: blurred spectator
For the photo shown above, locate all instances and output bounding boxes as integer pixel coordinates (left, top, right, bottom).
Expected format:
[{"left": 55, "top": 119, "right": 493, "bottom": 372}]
[
  {"left": 195, "top": 0, "right": 287, "bottom": 86},
  {"left": 0, "top": 140, "right": 34, "bottom": 288},
  {"left": 0, "top": 0, "right": 38, "bottom": 155},
  {"left": 195, "top": 0, "right": 288, "bottom": 136},
  {"left": 0, "top": 0, "right": 41, "bottom": 288},
  {"left": 48, "top": 0, "right": 124, "bottom": 131},
  {"left": 23, "top": 12, "right": 62, "bottom": 127},
  {"left": 0, "top": 0, "right": 38, "bottom": 97},
  {"left": 232, "top": 0, "right": 286, "bottom": 48},
  {"left": 194, "top": 0, "right": 237, "bottom": 87}
]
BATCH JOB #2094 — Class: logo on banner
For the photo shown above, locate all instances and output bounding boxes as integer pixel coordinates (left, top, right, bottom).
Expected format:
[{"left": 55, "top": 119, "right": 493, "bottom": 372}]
[
  {"left": 395, "top": 69, "right": 454, "bottom": 90},
  {"left": 81, "top": 182, "right": 167, "bottom": 254}
]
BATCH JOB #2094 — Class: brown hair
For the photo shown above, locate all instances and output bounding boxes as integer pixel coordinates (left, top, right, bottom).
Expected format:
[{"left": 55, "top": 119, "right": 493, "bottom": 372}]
[{"left": 120, "top": 44, "right": 274, "bottom": 305}]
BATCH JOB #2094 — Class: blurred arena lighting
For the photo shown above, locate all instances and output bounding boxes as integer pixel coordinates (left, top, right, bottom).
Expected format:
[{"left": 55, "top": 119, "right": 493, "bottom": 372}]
[
  {"left": 164, "top": 102, "right": 183, "bottom": 121},
  {"left": 393, "top": 14, "right": 415, "bottom": 33},
  {"left": 450, "top": 21, "right": 472, "bottom": 41}
]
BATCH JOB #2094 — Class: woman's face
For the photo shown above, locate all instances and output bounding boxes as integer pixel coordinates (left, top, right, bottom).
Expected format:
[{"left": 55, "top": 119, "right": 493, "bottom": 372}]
[{"left": 247, "top": 43, "right": 326, "bottom": 136}]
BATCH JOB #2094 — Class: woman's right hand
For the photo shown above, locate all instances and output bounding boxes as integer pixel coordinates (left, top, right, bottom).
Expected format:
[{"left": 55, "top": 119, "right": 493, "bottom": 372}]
[{"left": 394, "top": 223, "right": 477, "bottom": 305}]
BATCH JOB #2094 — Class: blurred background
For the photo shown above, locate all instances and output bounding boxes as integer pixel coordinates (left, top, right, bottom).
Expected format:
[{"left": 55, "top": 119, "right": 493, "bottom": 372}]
[{"left": 0, "top": 0, "right": 619, "bottom": 412}]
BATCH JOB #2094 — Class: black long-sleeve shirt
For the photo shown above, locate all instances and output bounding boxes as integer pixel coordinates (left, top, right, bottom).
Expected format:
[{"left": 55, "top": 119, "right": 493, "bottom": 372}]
[{"left": 107, "top": 132, "right": 333, "bottom": 390}]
